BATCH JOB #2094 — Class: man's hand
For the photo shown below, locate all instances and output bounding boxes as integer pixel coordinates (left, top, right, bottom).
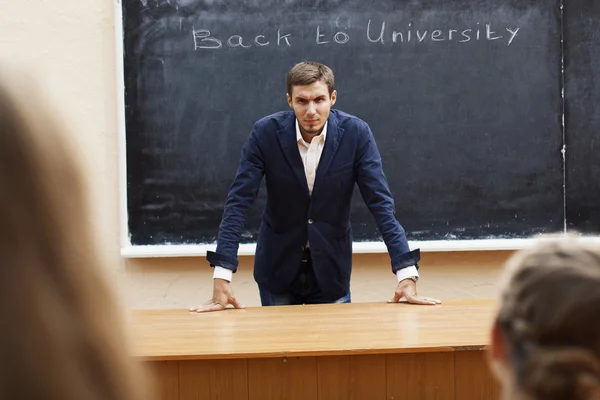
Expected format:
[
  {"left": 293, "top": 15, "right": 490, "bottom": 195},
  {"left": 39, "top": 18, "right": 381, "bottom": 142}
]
[
  {"left": 389, "top": 278, "right": 441, "bottom": 305},
  {"left": 189, "top": 279, "right": 245, "bottom": 313}
]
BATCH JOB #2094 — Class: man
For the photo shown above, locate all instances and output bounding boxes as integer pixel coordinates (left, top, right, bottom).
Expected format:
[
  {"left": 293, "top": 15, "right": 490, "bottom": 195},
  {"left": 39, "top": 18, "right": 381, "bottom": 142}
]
[{"left": 191, "top": 61, "right": 440, "bottom": 312}]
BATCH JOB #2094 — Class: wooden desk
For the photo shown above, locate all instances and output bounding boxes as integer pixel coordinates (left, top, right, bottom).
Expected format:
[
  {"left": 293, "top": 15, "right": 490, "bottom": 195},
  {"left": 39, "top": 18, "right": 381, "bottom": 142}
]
[{"left": 131, "top": 299, "right": 500, "bottom": 400}]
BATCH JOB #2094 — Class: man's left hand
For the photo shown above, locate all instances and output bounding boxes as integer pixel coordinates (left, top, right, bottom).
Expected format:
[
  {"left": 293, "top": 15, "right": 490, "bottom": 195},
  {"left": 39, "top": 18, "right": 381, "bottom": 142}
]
[{"left": 389, "top": 279, "right": 441, "bottom": 305}]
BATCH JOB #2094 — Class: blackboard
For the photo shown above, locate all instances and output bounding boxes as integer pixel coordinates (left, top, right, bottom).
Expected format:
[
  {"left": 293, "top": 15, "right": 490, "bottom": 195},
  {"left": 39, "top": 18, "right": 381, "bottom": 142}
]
[
  {"left": 122, "top": 0, "right": 566, "bottom": 248},
  {"left": 564, "top": 0, "right": 600, "bottom": 234}
]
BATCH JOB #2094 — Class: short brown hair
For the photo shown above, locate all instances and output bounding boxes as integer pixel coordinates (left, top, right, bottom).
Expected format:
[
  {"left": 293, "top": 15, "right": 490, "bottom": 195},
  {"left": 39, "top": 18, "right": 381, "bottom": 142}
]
[
  {"left": 495, "top": 236, "right": 600, "bottom": 400},
  {"left": 286, "top": 61, "right": 335, "bottom": 96},
  {"left": 0, "top": 76, "right": 152, "bottom": 399}
]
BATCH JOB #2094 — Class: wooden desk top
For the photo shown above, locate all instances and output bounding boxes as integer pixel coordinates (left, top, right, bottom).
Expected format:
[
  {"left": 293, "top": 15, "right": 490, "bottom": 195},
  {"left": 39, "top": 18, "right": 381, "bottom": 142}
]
[{"left": 129, "top": 299, "right": 498, "bottom": 361}]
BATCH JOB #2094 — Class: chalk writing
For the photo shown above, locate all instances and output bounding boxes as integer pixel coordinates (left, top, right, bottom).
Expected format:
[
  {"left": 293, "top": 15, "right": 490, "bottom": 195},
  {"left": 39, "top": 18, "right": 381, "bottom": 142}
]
[
  {"left": 192, "top": 19, "right": 521, "bottom": 50},
  {"left": 316, "top": 25, "right": 350, "bottom": 45},
  {"left": 277, "top": 30, "right": 292, "bottom": 46},
  {"left": 334, "top": 31, "right": 350, "bottom": 44},
  {"left": 228, "top": 35, "right": 251, "bottom": 48},
  {"left": 367, "top": 20, "right": 519, "bottom": 46},
  {"left": 367, "top": 20, "right": 385, "bottom": 43},
  {"left": 316, "top": 25, "right": 329, "bottom": 44},
  {"left": 193, "top": 29, "right": 222, "bottom": 49},
  {"left": 255, "top": 35, "right": 269, "bottom": 47},
  {"left": 192, "top": 27, "right": 292, "bottom": 49}
]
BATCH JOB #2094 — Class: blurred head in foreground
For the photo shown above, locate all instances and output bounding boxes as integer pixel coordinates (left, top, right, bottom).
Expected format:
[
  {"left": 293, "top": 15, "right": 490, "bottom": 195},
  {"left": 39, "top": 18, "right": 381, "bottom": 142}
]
[
  {"left": 490, "top": 236, "right": 600, "bottom": 400},
  {"left": 0, "top": 75, "right": 151, "bottom": 399}
]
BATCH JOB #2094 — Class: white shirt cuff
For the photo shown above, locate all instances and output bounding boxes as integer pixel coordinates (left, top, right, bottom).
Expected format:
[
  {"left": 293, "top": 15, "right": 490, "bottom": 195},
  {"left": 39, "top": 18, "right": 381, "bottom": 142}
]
[
  {"left": 213, "top": 266, "right": 233, "bottom": 282},
  {"left": 396, "top": 266, "right": 419, "bottom": 282}
]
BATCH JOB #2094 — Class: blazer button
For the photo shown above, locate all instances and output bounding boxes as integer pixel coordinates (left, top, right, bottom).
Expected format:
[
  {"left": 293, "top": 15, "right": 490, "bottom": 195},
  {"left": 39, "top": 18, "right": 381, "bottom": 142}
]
[{"left": 308, "top": 219, "right": 313, "bottom": 224}]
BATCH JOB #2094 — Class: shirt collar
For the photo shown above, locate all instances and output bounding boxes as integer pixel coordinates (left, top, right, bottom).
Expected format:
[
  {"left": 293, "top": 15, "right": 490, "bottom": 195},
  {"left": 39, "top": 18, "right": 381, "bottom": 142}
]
[{"left": 296, "top": 118, "right": 328, "bottom": 144}]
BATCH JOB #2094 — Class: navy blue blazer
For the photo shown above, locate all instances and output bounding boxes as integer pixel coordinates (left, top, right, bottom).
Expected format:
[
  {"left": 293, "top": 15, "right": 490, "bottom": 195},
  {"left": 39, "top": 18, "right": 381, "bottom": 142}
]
[{"left": 207, "top": 109, "right": 420, "bottom": 300}]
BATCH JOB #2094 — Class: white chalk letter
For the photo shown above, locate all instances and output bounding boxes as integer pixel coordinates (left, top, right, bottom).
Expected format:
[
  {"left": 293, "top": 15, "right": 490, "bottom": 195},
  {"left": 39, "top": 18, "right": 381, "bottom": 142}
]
[
  {"left": 431, "top": 30, "right": 444, "bottom": 41},
  {"left": 367, "top": 19, "right": 385, "bottom": 44},
  {"left": 334, "top": 30, "right": 350, "bottom": 44},
  {"left": 316, "top": 25, "right": 329, "bottom": 44},
  {"left": 459, "top": 29, "right": 471, "bottom": 43},
  {"left": 254, "top": 34, "right": 270, "bottom": 46},
  {"left": 392, "top": 31, "right": 404, "bottom": 43},
  {"left": 506, "top": 27, "right": 519, "bottom": 46},
  {"left": 486, "top": 24, "right": 502, "bottom": 40},
  {"left": 228, "top": 35, "right": 251, "bottom": 48},
  {"left": 192, "top": 28, "right": 222, "bottom": 49},
  {"left": 278, "top": 29, "right": 292, "bottom": 46}
]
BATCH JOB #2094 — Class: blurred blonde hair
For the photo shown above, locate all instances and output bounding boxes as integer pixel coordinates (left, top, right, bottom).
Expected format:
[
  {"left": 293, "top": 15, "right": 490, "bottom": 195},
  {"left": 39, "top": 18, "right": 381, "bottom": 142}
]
[
  {"left": 495, "top": 235, "right": 600, "bottom": 400},
  {"left": 0, "top": 75, "right": 152, "bottom": 399}
]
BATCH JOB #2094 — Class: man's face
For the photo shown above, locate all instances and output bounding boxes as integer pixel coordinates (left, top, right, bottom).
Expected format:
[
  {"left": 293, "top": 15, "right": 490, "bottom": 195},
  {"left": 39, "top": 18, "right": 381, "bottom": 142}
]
[{"left": 287, "top": 81, "right": 337, "bottom": 136}]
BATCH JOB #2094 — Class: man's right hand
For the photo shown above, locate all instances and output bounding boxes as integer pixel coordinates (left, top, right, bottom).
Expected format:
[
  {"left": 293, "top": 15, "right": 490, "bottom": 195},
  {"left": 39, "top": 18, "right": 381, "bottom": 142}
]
[{"left": 189, "top": 279, "right": 245, "bottom": 313}]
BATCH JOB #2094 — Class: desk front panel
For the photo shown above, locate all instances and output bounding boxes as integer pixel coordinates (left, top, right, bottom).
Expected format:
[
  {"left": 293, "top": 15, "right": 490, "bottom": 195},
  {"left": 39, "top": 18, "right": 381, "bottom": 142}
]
[{"left": 148, "top": 350, "right": 499, "bottom": 400}]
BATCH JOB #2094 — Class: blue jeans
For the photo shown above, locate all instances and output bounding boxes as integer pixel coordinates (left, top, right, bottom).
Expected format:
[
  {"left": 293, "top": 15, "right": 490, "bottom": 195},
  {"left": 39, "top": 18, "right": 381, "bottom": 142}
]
[{"left": 259, "top": 249, "right": 351, "bottom": 306}]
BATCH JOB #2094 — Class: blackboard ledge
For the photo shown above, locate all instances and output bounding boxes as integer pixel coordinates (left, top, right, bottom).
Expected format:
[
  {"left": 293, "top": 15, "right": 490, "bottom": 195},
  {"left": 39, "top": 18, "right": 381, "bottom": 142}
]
[{"left": 120, "top": 237, "right": 600, "bottom": 258}]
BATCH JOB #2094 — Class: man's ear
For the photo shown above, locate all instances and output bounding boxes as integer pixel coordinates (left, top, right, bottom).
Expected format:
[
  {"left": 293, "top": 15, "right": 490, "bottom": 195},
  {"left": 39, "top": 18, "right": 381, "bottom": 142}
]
[
  {"left": 330, "top": 90, "right": 337, "bottom": 106},
  {"left": 286, "top": 93, "right": 293, "bottom": 108}
]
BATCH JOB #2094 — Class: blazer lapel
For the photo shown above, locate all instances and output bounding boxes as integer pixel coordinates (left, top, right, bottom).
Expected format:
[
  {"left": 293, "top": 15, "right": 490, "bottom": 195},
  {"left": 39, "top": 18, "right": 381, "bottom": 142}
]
[
  {"left": 312, "top": 113, "right": 344, "bottom": 198},
  {"left": 276, "top": 115, "right": 310, "bottom": 199}
]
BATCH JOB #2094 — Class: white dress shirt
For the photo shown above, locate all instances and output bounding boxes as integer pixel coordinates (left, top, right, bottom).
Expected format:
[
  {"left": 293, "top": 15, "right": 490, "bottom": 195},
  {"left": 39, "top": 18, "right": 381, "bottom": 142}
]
[
  {"left": 297, "top": 119, "right": 327, "bottom": 195},
  {"left": 214, "top": 119, "right": 418, "bottom": 283}
]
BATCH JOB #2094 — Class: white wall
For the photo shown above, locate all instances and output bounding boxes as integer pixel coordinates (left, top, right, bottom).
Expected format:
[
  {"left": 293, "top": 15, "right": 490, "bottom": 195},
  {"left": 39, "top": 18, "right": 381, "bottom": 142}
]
[{"left": 0, "top": 0, "right": 121, "bottom": 283}]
